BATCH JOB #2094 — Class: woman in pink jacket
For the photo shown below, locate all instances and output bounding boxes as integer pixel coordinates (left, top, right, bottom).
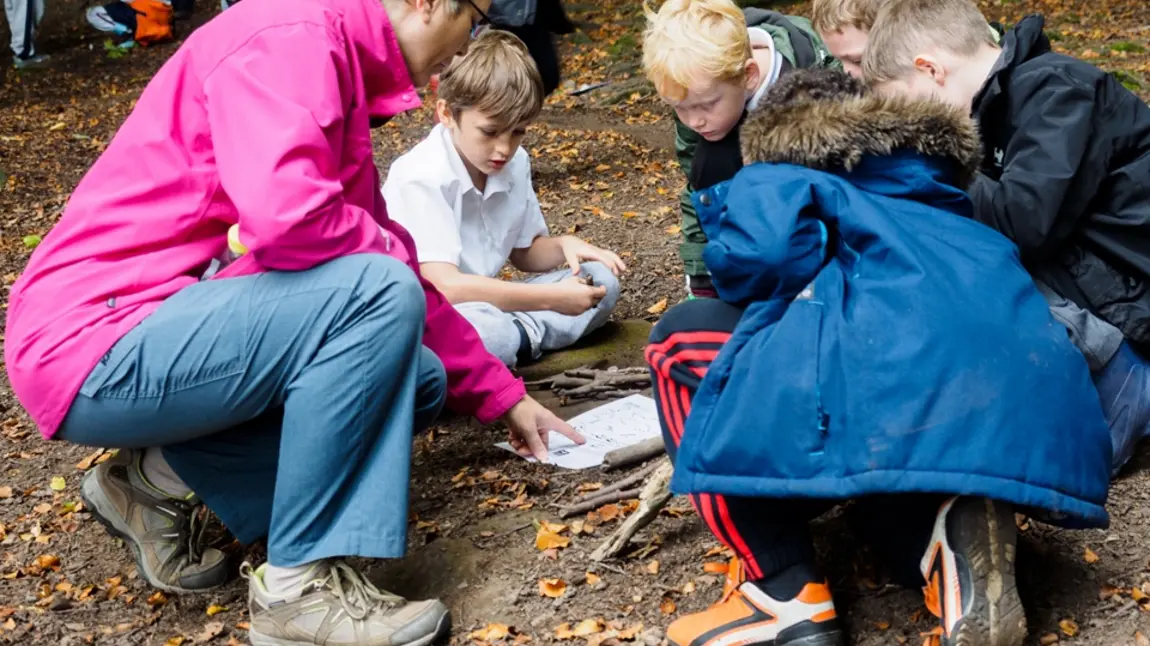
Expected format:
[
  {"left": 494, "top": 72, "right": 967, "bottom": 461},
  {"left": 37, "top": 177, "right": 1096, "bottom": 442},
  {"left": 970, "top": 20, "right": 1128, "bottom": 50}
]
[{"left": 3, "top": 0, "right": 582, "bottom": 644}]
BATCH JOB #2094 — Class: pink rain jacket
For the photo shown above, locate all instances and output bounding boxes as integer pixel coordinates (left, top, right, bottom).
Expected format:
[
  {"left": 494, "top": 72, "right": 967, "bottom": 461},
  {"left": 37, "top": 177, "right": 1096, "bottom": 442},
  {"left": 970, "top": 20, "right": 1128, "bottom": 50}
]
[{"left": 4, "top": 0, "right": 526, "bottom": 438}]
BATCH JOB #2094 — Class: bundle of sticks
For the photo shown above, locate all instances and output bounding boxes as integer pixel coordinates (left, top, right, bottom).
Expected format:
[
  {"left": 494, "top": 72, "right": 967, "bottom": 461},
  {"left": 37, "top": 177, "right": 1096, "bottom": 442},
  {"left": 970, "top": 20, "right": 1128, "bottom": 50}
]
[{"left": 525, "top": 366, "right": 651, "bottom": 401}]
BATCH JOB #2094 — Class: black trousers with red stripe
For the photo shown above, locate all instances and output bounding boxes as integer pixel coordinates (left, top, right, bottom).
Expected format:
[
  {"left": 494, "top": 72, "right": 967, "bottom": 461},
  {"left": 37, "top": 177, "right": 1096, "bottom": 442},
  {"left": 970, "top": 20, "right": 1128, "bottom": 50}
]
[{"left": 646, "top": 298, "right": 941, "bottom": 588}]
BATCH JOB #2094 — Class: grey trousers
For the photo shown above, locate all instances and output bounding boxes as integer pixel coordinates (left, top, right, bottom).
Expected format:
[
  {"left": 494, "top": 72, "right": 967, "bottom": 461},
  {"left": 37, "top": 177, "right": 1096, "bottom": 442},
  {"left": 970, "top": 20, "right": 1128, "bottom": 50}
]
[
  {"left": 1036, "top": 280, "right": 1123, "bottom": 373},
  {"left": 4, "top": 0, "right": 43, "bottom": 58},
  {"left": 456, "top": 261, "right": 621, "bottom": 367}
]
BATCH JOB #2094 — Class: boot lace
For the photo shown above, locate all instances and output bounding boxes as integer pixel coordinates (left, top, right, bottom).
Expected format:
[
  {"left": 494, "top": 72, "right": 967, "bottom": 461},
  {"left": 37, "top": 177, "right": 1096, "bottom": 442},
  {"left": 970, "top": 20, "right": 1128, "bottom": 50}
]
[{"left": 325, "top": 561, "right": 405, "bottom": 620}]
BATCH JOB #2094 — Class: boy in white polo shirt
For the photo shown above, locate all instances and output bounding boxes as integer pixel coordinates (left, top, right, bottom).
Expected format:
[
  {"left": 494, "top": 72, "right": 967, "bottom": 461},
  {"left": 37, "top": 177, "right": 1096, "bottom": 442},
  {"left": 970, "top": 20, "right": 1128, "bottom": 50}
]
[{"left": 384, "top": 30, "right": 625, "bottom": 368}]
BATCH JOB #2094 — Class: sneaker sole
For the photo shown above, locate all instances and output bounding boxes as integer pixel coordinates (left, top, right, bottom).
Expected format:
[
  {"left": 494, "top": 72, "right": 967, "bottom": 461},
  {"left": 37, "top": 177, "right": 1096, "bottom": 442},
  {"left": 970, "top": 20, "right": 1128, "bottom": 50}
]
[
  {"left": 927, "top": 498, "right": 1027, "bottom": 646},
  {"left": 247, "top": 608, "right": 452, "bottom": 646},
  {"left": 80, "top": 470, "right": 225, "bottom": 595}
]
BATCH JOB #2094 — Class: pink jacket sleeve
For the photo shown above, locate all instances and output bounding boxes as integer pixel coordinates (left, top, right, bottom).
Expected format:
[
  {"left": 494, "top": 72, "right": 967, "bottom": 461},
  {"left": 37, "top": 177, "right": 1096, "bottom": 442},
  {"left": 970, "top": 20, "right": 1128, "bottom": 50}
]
[
  {"left": 387, "top": 220, "right": 527, "bottom": 423},
  {"left": 203, "top": 23, "right": 388, "bottom": 270}
]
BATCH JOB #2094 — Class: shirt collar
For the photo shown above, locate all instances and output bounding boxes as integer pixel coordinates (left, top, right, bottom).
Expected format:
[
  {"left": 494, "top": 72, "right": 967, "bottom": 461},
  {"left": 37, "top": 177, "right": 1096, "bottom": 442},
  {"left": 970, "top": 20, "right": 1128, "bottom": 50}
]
[
  {"left": 435, "top": 124, "right": 515, "bottom": 198},
  {"left": 330, "top": 0, "right": 423, "bottom": 120}
]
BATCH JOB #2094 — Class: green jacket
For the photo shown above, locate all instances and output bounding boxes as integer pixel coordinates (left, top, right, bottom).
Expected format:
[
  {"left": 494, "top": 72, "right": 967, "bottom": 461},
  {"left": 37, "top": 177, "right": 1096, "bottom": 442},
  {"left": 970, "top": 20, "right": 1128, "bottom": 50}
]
[{"left": 674, "top": 10, "right": 839, "bottom": 277}]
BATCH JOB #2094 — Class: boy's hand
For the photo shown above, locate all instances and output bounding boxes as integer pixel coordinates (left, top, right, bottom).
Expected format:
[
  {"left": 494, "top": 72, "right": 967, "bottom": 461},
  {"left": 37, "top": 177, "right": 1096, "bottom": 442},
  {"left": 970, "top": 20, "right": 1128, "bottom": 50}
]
[
  {"left": 557, "top": 236, "right": 627, "bottom": 276},
  {"left": 503, "top": 396, "right": 586, "bottom": 462},
  {"left": 550, "top": 276, "right": 608, "bottom": 315}
]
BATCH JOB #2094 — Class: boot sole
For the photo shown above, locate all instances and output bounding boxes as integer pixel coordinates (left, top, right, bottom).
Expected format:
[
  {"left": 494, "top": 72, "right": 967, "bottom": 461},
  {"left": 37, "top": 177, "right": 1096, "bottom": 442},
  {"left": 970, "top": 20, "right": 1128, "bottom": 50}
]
[
  {"left": 939, "top": 498, "right": 1028, "bottom": 646},
  {"left": 81, "top": 470, "right": 226, "bottom": 595},
  {"left": 247, "top": 608, "right": 452, "bottom": 646}
]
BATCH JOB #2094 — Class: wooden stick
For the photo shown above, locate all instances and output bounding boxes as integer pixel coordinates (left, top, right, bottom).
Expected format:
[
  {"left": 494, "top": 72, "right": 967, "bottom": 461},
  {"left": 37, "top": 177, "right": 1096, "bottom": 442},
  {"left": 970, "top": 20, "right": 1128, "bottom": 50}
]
[
  {"left": 591, "top": 458, "right": 674, "bottom": 561},
  {"left": 586, "top": 461, "right": 660, "bottom": 498},
  {"left": 559, "top": 488, "right": 641, "bottom": 519},
  {"left": 602, "top": 436, "right": 666, "bottom": 471}
]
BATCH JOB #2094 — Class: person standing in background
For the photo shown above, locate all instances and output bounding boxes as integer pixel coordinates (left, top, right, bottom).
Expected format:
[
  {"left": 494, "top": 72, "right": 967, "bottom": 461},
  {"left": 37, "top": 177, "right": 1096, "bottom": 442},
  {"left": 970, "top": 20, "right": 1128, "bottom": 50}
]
[
  {"left": 4, "top": 0, "right": 48, "bottom": 68},
  {"left": 488, "top": 0, "right": 572, "bottom": 96}
]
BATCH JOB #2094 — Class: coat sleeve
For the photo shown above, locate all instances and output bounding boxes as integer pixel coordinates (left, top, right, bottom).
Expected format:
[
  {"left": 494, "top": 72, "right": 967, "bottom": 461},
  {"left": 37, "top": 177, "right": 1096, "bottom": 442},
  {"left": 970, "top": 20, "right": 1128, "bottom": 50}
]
[
  {"left": 385, "top": 219, "right": 527, "bottom": 424},
  {"left": 203, "top": 24, "right": 389, "bottom": 271},
  {"left": 700, "top": 170, "right": 829, "bottom": 307},
  {"left": 968, "top": 72, "right": 1103, "bottom": 261},
  {"left": 674, "top": 116, "right": 709, "bottom": 277}
]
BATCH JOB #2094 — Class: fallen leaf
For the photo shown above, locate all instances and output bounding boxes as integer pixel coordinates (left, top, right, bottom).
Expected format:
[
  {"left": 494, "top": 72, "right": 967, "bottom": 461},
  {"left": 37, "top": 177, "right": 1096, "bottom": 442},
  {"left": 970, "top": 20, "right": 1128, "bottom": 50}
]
[
  {"left": 538, "top": 578, "right": 567, "bottom": 598},
  {"left": 572, "top": 619, "right": 603, "bottom": 636},
  {"left": 33, "top": 503, "right": 52, "bottom": 515},
  {"left": 681, "top": 581, "right": 696, "bottom": 594},
  {"left": 195, "top": 621, "right": 225, "bottom": 643},
  {"left": 235, "top": 621, "right": 250, "bottom": 630},
  {"left": 622, "top": 211, "right": 639, "bottom": 219},
  {"left": 646, "top": 560, "right": 660, "bottom": 575},
  {"left": 876, "top": 621, "right": 891, "bottom": 630},
  {"left": 1059, "top": 619, "right": 1079, "bottom": 637},
  {"left": 586, "top": 572, "right": 601, "bottom": 586},
  {"left": 555, "top": 623, "right": 576, "bottom": 640},
  {"left": 703, "top": 546, "right": 730, "bottom": 558},
  {"left": 75, "top": 449, "right": 107, "bottom": 471},
  {"left": 665, "top": 225, "right": 682, "bottom": 235},
  {"left": 598, "top": 504, "right": 621, "bottom": 522},
  {"left": 3, "top": 618, "right": 15, "bottom": 631},
  {"left": 659, "top": 596, "right": 676, "bottom": 615},
  {"left": 50, "top": 477, "right": 66, "bottom": 492},
  {"left": 0, "top": 487, "right": 12, "bottom": 499},
  {"left": 1134, "top": 587, "right": 1149, "bottom": 604},
  {"left": 646, "top": 299, "right": 668, "bottom": 315},
  {"left": 703, "top": 561, "right": 728, "bottom": 574},
  {"left": 577, "top": 482, "right": 603, "bottom": 493},
  {"left": 1136, "top": 631, "right": 1150, "bottom": 646},
  {"left": 540, "top": 548, "right": 559, "bottom": 560},
  {"left": 1084, "top": 547, "right": 1100, "bottom": 564},
  {"left": 595, "top": 164, "right": 612, "bottom": 172},
  {"left": 1100, "top": 583, "right": 1121, "bottom": 600},
  {"left": 206, "top": 604, "right": 228, "bottom": 616},
  {"left": 469, "top": 623, "right": 512, "bottom": 642},
  {"left": 146, "top": 591, "right": 168, "bottom": 607},
  {"left": 35, "top": 554, "right": 60, "bottom": 570},
  {"left": 535, "top": 529, "right": 570, "bottom": 551},
  {"left": 164, "top": 637, "right": 186, "bottom": 646},
  {"left": 1039, "top": 633, "right": 1059, "bottom": 645}
]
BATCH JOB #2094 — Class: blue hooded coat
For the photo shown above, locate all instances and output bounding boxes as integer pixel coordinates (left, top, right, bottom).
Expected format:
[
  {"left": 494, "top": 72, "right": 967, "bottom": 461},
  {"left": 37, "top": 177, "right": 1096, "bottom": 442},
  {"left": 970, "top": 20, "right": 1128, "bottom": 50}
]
[{"left": 671, "top": 74, "right": 1112, "bottom": 528}]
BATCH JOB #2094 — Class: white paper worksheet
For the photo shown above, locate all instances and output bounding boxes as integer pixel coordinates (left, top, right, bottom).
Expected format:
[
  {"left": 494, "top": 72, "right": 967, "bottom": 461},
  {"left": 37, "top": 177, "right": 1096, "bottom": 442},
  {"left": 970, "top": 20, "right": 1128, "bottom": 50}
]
[{"left": 495, "top": 394, "right": 662, "bottom": 469}]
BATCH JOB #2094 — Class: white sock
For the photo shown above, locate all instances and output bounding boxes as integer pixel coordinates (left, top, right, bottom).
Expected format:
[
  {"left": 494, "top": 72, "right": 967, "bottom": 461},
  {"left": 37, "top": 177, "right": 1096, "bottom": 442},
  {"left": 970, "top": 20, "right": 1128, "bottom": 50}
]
[
  {"left": 140, "top": 447, "right": 193, "bottom": 499},
  {"left": 263, "top": 562, "right": 326, "bottom": 599}
]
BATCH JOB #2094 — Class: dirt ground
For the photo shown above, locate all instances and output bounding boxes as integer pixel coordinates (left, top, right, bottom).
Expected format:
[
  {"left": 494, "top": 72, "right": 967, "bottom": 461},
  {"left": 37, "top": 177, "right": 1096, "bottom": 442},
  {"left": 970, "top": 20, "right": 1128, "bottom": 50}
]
[{"left": 3, "top": 0, "right": 1150, "bottom": 644}]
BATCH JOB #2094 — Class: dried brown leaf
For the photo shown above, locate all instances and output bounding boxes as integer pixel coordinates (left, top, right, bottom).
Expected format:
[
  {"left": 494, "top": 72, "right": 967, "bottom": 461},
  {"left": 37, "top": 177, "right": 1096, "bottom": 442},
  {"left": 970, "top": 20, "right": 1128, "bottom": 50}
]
[
  {"left": 538, "top": 578, "right": 567, "bottom": 598},
  {"left": 1059, "top": 619, "right": 1079, "bottom": 637},
  {"left": 659, "top": 596, "right": 676, "bottom": 615},
  {"left": 586, "top": 572, "right": 601, "bottom": 586},
  {"left": 469, "top": 623, "right": 512, "bottom": 642},
  {"left": 1039, "top": 633, "right": 1059, "bottom": 645},
  {"left": 1084, "top": 547, "right": 1100, "bottom": 564}
]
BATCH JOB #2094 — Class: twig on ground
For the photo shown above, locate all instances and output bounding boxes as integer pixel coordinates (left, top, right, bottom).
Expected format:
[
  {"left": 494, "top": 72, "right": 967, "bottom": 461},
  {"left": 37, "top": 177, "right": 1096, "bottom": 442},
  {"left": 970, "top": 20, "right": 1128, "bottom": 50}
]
[
  {"left": 603, "top": 436, "right": 665, "bottom": 471},
  {"left": 587, "top": 461, "right": 660, "bottom": 498},
  {"left": 559, "top": 488, "right": 641, "bottom": 519},
  {"left": 472, "top": 522, "right": 533, "bottom": 547},
  {"left": 591, "top": 458, "right": 674, "bottom": 561}
]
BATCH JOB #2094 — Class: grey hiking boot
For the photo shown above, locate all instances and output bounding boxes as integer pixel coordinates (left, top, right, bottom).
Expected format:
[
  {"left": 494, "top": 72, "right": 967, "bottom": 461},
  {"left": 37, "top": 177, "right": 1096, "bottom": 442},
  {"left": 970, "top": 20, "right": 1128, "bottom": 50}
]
[
  {"left": 242, "top": 560, "right": 451, "bottom": 646},
  {"left": 920, "top": 497, "right": 1027, "bottom": 646},
  {"left": 80, "top": 449, "right": 230, "bottom": 593}
]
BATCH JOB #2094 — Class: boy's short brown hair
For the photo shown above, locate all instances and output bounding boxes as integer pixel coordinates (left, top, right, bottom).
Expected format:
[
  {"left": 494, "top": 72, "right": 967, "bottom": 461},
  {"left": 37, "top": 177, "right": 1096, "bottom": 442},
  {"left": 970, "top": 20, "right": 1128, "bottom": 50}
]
[
  {"left": 438, "top": 30, "right": 545, "bottom": 131},
  {"left": 862, "top": 0, "right": 995, "bottom": 84},
  {"left": 810, "top": 0, "right": 884, "bottom": 34}
]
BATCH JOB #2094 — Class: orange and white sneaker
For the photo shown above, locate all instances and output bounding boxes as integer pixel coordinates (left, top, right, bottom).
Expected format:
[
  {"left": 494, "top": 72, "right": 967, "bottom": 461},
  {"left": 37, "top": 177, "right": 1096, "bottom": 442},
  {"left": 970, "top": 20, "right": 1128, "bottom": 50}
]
[
  {"left": 920, "top": 497, "right": 1027, "bottom": 646},
  {"left": 667, "top": 558, "right": 843, "bottom": 646}
]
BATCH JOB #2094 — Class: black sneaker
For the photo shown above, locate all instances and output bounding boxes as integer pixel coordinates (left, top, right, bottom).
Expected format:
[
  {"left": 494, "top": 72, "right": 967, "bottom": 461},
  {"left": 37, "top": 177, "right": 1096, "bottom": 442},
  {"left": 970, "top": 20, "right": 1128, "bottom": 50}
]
[{"left": 920, "top": 497, "right": 1027, "bottom": 646}]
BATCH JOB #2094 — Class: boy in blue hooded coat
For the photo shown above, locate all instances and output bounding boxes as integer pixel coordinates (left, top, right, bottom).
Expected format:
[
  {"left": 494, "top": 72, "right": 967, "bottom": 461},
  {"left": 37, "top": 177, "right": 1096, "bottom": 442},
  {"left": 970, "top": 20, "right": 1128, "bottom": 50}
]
[{"left": 645, "top": 69, "right": 1112, "bottom": 646}]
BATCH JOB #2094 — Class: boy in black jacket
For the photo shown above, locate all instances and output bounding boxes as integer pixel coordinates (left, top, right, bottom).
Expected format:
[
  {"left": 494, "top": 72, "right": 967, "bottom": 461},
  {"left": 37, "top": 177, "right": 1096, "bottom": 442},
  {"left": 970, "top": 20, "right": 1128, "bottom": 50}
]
[{"left": 862, "top": 0, "right": 1150, "bottom": 475}]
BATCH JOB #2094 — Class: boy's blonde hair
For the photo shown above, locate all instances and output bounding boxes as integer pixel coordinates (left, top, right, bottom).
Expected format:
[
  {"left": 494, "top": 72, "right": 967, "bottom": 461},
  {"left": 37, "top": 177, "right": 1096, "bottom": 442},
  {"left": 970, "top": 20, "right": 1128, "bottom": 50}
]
[
  {"left": 438, "top": 30, "right": 544, "bottom": 131},
  {"left": 810, "top": 0, "right": 884, "bottom": 34},
  {"left": 862, "top": 0, "right": 995, "bottom": 83},
  {"left": 642, "top": 0, "right": 752, "bottom": 101}
]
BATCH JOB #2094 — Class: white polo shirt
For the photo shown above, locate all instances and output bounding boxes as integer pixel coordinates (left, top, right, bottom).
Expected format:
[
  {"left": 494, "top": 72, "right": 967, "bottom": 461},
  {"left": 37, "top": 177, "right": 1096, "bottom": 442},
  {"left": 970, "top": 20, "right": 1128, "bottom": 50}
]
[{"left": 383, "top": 124, "right": 549, "bottom": 278}]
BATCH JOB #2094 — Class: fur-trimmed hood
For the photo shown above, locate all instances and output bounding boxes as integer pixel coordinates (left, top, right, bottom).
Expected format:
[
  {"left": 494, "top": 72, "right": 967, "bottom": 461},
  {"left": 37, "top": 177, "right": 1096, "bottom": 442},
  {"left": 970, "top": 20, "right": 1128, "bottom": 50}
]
[{"left": 739, "top": 70, "right": 983, "bottom": 188}]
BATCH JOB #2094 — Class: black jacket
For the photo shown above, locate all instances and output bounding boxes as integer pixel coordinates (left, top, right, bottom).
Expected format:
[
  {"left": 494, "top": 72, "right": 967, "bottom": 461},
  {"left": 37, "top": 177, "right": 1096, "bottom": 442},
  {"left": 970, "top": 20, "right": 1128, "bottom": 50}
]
[{"left": 971, "top": 15, "right": 1150, "bottom": 350}]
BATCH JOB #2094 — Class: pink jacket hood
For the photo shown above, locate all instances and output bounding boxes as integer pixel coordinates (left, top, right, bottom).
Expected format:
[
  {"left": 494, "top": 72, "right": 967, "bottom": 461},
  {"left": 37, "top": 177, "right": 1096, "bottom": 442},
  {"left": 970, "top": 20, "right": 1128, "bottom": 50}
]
[{"left": 5, "top": 0, "right": 525, "bottom": 437}]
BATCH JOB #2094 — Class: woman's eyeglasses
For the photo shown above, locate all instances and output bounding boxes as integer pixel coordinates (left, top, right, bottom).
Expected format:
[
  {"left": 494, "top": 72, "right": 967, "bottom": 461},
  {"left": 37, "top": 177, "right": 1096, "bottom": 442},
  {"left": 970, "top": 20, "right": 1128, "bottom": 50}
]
[{"left": 465, "top": 0, "right": 491, "bottom": 38}]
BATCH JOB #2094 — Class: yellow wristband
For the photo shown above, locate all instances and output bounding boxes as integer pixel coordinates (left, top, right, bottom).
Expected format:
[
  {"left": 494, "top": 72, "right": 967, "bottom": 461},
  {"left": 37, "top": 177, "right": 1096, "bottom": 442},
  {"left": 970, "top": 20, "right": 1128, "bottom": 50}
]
[{"left": 227, "top": 224, "right": 248, "bottom": 256}]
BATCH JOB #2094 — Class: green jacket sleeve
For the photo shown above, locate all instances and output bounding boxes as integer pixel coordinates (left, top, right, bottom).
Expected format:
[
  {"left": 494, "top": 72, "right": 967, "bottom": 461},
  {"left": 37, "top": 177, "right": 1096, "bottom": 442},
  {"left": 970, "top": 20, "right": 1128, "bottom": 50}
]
[{"left": 674, "top": 115, "right": 710, "bottom": 277}]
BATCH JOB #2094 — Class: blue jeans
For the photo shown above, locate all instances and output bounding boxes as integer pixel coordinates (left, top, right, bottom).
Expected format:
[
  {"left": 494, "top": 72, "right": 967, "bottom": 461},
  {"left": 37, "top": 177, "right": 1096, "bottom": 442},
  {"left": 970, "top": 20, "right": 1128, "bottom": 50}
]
[{"left": 57, "top": 255, "right": 446, "bottom": 567}]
